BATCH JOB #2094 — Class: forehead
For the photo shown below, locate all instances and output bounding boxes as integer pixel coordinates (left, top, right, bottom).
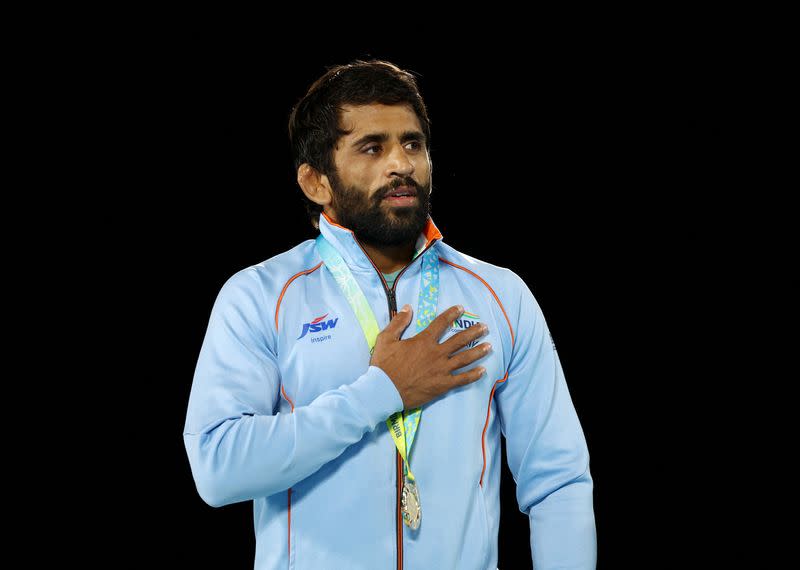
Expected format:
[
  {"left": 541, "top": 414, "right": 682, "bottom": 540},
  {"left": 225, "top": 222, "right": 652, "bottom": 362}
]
[{"left": 337, "top": 103, "right": 422, "bottom": 143}]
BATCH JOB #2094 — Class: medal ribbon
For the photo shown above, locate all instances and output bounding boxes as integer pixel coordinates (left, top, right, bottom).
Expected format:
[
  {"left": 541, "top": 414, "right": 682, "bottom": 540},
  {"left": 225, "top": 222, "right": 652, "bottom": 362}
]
[{"left": 315, "top": 235, "right": 439, "bottom": 484}]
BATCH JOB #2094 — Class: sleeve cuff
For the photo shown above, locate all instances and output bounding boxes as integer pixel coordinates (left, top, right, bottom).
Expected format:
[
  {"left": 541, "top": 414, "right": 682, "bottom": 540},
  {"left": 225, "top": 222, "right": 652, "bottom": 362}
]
[{"left": 340, "top": 365, "right": 404, "bottom": 429}]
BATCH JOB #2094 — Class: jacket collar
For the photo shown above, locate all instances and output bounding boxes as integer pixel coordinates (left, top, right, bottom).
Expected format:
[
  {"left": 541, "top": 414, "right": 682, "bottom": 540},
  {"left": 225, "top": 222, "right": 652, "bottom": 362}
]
[{"left": 318, "top": 211, "right": 443, "bottom": 275}]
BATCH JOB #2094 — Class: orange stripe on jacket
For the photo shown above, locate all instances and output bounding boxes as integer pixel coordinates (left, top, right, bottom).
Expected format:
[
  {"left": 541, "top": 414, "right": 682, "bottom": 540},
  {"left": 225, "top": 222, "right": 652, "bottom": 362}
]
[
  {"left": 274, "top": 264, "right": 318, "bottom": 565},
  {"left": 437, "top": 258, "right": 515, "bottom": 347},
  {"left": 438, "top": 257, "right": 516, "bottom": 487},
  {"left": 480, "top": 371, "right": 509, "bottom": 486},
  {"left": 275, "top": 262, "right": 323, "bottom": 332}
]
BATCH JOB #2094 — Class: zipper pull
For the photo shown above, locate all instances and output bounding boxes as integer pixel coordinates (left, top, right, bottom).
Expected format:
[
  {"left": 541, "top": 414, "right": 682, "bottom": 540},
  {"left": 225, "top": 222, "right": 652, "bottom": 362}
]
[{"left": 387, "top": 287, "right": 397, "bottom": 314}]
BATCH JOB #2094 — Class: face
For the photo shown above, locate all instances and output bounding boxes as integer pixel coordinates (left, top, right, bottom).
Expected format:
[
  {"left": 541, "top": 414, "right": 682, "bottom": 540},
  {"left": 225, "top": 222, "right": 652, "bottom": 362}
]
[{"left": 327, "top": 103, "right": 432, "bottom": 247}]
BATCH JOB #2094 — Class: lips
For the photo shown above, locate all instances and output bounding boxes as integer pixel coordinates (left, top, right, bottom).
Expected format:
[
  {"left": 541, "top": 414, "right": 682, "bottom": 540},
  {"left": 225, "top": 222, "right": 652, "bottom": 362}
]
[{"left": 384, "top": 185, "right": 418, "bottom": 199}]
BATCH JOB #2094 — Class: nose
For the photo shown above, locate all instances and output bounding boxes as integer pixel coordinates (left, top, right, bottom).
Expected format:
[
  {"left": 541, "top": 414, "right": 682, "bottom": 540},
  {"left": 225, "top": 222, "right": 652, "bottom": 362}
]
[{"left": 384, "top": 143, "right": 415, "bottom": 178}]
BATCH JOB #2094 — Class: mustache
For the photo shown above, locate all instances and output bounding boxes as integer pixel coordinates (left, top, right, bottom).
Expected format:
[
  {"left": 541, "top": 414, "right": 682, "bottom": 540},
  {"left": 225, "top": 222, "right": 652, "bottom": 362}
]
[{"left": 375, "top": 177, "right": 426, "bottom": 201}]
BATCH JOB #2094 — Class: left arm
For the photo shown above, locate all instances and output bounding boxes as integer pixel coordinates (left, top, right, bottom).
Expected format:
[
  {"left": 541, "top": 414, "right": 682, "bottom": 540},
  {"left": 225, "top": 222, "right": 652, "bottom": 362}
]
[{"left": 493, "top": 273, "right": 596, "bottom": 569}]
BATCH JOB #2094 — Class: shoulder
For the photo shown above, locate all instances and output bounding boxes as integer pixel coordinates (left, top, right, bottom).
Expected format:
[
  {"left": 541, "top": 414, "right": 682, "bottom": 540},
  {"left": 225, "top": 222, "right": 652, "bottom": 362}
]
[
  {"left": 217, "top": 239, "right": 321, "bottom": 303},
  {"left": 436, "top": 241, "right": 547, "bottom": 342},
  {"left": 207, "top": 239, "right": 321, "bottom": 344},
  {"left": 436, "top": 241, "right": 530, "bottom": 301}
]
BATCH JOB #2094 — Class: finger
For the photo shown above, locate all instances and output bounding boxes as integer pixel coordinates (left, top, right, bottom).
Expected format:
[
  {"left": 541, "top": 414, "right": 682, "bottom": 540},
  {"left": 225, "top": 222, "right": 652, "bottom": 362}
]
[
  {"left": 382, "top": 304, "right": 414, "bottom": 340},
  {"left": 448, "top": 342, "right": 492, "bottom": 371},
  {"left": 452, "top": 366, "right": 486, "bottom": 386},
  {"left": 441, "top": 322, "right": 488, "bottom": 355},
  {"left": 425, "top": 305, "right": 466, "bottom": 341}
]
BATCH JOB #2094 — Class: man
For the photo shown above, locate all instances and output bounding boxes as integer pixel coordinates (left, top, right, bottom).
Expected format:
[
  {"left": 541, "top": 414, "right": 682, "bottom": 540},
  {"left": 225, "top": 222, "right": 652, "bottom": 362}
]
[{"left": 183, "top": 60, "right": 596, "bottom": 569}]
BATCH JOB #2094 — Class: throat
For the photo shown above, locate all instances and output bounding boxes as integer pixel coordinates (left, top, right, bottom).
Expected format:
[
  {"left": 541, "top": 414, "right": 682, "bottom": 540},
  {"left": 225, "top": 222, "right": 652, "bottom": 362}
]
[
  {"left": 382, "top": 267, "right": 402, "bottom": 289},
  {"left": 360, "top": 241, "right": 415, "bottom": 274}
]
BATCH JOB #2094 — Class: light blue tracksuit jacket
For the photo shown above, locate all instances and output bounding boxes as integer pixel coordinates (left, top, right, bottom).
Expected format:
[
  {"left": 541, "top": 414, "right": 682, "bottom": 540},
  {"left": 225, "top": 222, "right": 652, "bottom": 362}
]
[{"left": 183, "top": 212, "right": 596, "bottom": 569}]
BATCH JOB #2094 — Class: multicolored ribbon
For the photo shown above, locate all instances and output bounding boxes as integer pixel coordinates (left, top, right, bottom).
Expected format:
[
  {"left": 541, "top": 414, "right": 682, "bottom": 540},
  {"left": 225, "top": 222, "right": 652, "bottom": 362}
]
[{"left": 315, "top": 235, "right": 439, "bottom": 486}]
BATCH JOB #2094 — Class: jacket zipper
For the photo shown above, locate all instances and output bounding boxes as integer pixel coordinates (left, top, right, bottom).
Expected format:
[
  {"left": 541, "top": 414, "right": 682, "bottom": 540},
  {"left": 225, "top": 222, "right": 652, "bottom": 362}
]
[{"left": 348, "top": 234, "right": 438, "bottom": 570}]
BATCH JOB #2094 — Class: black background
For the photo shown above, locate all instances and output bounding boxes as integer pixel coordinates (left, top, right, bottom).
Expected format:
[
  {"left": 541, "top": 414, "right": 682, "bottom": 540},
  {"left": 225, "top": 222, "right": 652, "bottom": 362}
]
[{"left": 92, "top": 31, "right": 753, "bottom": 569}]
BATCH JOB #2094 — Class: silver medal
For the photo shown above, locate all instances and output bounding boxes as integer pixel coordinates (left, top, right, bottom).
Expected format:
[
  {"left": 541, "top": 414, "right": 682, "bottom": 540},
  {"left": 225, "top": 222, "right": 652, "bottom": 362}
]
[{"left": 401, "top": 478, "right": 421, "bottom": 530}]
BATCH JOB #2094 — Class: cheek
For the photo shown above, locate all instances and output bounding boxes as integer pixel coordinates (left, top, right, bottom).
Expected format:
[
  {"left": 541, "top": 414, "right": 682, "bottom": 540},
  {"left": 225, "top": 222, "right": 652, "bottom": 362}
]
[
  {"left": 417, "top": 158, "right": 432, "bottom": 183},
  {"left": 419, "top": 153, "right": 432, "bottom": 173},
  {"left": 346, "top": 164, "right": 376, "bottom": 187}
]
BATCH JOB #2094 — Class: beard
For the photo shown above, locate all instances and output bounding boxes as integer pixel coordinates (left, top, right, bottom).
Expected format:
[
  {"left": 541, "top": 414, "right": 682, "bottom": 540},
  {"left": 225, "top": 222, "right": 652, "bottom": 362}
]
[{"left": 328, "top": 172, "right": 432, "bottom": 247}]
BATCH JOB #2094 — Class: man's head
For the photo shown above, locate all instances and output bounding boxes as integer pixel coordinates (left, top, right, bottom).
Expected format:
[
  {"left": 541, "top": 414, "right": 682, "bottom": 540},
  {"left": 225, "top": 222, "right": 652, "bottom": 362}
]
[{"left": 289, "top": 60, "right": 432, "bottom": 246}]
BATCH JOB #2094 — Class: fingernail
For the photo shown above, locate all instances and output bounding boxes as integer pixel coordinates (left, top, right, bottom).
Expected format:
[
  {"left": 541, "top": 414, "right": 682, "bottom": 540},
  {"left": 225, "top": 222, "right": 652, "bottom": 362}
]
[
  {"left": 400, "top": 304, "right": 410, "bottom": 313},
  {"left": 457, "top": 305, "right": 464, "bottom": 314},
  {"left": 484, "top": 343, "right": 492, "bottom": 352}
]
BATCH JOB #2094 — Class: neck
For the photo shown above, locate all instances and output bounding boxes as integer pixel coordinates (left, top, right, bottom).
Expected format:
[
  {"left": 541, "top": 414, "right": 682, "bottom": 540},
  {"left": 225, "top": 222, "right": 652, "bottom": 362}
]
[{"left": 360, "top": 241, "right": 415, "bottom": 274}]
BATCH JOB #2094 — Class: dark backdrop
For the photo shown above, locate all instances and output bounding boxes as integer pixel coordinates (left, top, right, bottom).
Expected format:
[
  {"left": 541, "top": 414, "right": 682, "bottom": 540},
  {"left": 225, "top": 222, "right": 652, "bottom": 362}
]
[{"left": 106, "top": 33, "right": 739, "bottom": 569}]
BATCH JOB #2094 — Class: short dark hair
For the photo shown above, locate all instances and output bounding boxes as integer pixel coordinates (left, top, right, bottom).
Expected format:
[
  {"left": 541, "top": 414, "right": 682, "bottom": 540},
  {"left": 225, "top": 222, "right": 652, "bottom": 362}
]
[{"left": 288, "top": 60, "right": 431, "bottom": 229}]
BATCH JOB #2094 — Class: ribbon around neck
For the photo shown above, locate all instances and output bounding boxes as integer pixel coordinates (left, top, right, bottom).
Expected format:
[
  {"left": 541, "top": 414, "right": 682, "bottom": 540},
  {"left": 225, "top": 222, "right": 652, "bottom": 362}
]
[{"left": 315, "top": 235, "right": 439, "bottom": 482}]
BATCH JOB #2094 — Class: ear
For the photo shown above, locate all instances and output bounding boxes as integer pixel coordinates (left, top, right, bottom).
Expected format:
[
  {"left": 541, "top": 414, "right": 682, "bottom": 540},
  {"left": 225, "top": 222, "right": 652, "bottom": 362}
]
[{"left": 297, "top": 163, "right": 333, "bottom": 207}]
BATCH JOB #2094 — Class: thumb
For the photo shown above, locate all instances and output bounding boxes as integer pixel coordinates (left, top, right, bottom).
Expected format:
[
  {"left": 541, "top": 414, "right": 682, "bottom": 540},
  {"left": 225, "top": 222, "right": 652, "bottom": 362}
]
[{"left": 385, "top": 304, "right": 413, "bottom": 339}]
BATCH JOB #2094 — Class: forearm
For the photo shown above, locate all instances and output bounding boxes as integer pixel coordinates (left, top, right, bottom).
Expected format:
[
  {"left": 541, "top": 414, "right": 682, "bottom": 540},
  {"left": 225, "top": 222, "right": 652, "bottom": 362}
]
[
  {"left": 529, "top": 472, "right": 596, "bottom": 569},
  {"left": 184, "top": 366, "right": 402, "bottom": 507}
]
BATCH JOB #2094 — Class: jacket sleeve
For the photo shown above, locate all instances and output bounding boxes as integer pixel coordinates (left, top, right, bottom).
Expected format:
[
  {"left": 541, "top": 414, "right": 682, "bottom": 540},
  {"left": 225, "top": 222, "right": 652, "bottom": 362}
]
[
  {"left": 182, "top": 269, "right": 403, "bottom": 508},
  {"left": 493, "top": 272, "right": 596, "bottom": 569}
]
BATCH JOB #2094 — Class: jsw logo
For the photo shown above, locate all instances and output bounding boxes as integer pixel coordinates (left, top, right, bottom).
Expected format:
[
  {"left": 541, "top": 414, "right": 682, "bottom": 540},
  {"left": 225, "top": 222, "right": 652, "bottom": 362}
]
[{"left": 297, "top": 313, "right": 339, "bottom": 340}]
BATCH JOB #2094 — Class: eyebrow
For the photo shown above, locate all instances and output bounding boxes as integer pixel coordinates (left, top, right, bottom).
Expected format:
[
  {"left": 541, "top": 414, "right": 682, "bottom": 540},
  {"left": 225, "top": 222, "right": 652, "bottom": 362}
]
[{"left": 350, "top": 130, "right": 426, "bottom": 149}]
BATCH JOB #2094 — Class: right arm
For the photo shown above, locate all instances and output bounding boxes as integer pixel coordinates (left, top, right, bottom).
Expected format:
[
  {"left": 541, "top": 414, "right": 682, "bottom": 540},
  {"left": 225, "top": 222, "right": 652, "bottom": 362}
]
[{"left": 182, "top": 270, "right": 403, "bottom": 508}]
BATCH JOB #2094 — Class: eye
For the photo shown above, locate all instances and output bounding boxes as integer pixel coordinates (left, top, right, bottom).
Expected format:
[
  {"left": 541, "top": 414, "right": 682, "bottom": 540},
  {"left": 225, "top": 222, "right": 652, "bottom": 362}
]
[
  {"left": 363, "top": 145, "right": 381, "bottom": 155},
  {"left": 404, "top": 141, "right": 422, "bottom": 151}
]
